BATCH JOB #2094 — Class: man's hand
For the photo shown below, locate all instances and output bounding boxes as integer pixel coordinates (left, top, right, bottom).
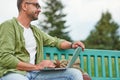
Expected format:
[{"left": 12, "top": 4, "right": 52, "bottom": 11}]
[
  {"left": 36, "top": 60, "right": 55, "bottom": 70},
  {"left": 71, "top": 41, "right": 85, "bottom": 51}
]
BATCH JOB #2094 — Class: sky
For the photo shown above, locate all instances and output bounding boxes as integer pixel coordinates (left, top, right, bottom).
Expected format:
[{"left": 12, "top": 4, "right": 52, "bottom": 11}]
[{"left": 0, "top": 0, "right": 120, "bottom": 41}]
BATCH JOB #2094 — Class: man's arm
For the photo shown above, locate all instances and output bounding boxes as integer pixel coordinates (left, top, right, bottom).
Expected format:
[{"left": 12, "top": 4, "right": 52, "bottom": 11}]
[
  {"left": 0, "top": 22, "right": 20, "bottom": 69},
  {"left": 16, "top": 61, "right": 38, "bottom": 71},
  {"left": 60, "top": 41, "right": 85, "bottom": 51},
  {"left": 16, "top": 60, "right": 55, "bottom": 71}
]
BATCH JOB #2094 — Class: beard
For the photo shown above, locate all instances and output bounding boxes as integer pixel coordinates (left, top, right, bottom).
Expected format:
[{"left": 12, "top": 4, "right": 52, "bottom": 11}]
[{"left": 28, "top": 11, "right": 39, "bottom": 21}]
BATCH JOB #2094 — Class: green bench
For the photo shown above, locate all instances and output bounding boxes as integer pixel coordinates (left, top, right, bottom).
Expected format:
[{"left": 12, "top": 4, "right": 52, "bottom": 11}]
[{"left": 43, "top": 47, "right": 120, "bottom": 80}]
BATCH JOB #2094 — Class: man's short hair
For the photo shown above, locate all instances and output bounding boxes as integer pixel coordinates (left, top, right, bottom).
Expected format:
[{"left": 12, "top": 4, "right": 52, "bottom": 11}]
[{"left": 17, "top": 0, "right": 24, "bottom": 12}]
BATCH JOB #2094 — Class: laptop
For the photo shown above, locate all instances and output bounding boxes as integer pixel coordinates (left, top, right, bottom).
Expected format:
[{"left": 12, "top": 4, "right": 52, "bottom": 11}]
[{"left": 40, "top": 47, "right": 82, "bottom": 71}]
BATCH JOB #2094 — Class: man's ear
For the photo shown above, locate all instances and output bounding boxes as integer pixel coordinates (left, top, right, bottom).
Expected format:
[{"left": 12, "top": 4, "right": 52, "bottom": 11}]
[{"left": 21, "top": 2, "right": 27, "bottom": 11}]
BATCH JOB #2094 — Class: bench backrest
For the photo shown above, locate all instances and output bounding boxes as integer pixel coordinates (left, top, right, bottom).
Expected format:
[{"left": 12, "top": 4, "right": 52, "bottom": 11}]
[{"left": 43, "top": 47, "right": 120, "bottom": 80}]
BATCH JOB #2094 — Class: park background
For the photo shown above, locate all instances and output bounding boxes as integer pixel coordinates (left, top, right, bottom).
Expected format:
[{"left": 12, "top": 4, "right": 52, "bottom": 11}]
[{"left": 0, "top": 0, "right": 120, "bottom": 50}]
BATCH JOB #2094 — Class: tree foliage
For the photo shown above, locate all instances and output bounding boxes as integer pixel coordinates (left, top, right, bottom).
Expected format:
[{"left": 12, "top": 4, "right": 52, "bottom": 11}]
[
  {"left": 85, "top": 11, "right": 120, "bottom": 50},
  {"left": 38, "top": 0, "right": 72, "bottom": 41}
]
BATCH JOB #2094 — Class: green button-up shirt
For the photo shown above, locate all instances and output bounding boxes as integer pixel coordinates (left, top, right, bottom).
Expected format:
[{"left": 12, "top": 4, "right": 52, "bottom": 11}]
[{"left": 0, "top": 17, "right": 64, "bottom": 77}]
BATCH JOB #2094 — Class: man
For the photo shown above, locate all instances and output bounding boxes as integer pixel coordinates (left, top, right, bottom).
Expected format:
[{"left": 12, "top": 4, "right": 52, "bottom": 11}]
[{"left": 0, "top": 0, "right": 85, "bottom": 80}]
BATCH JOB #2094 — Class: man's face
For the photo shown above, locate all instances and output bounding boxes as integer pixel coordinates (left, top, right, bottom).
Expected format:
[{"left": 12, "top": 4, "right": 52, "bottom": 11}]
[{"left": 24, "top": 0, "right": 41, "bottom": 21}]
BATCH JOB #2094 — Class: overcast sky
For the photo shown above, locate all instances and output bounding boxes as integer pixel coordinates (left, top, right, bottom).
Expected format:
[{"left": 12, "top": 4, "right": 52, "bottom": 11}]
[{"left": 0, "top": 0, "right": 120, "bottom": 41}]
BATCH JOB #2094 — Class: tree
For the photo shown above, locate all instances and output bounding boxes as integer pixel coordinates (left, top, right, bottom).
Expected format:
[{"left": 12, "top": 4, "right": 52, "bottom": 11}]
[
  {"left": 85, "top": 11, "right": 120, "bottom": 50},
  {"left": 38, "top": 0, "right": 72, "bottom": 41}
]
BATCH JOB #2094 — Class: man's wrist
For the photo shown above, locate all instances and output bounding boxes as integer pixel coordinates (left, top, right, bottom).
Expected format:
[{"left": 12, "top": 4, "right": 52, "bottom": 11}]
[{"left": 70, "top": 42, "right": 73, "bottom": 48}]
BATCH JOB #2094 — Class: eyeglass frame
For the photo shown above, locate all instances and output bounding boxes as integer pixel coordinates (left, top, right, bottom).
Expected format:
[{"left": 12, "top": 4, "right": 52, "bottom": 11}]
[{"left": 25, "top": 2, "right": 41, "bottom": 9}]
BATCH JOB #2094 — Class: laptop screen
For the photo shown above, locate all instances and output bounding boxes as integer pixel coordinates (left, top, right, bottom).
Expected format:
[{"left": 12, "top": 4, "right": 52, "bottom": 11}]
[{"left": 66, "top": 47, "right": 82, "bottom": 68}]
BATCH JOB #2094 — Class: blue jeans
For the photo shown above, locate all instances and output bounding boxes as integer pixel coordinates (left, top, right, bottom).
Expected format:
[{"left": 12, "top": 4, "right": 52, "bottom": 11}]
[{"left": 0, "top": 68, "right": 83, "bottom": 80}]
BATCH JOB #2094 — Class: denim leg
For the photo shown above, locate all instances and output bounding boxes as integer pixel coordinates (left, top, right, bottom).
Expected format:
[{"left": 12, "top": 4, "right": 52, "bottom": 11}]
[
  {"left": 31, "top": 68, "right": 83, "bottom": 80},
  {"left": 0, "top": 73, "right": 29, "bottom": 80}
]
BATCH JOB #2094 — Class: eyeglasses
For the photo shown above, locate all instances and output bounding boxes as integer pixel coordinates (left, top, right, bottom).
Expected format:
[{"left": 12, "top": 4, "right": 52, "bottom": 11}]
[{"left": 25, "top": 2, "right": 41, "bottom": 9}]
